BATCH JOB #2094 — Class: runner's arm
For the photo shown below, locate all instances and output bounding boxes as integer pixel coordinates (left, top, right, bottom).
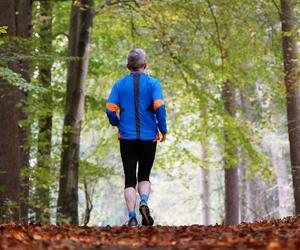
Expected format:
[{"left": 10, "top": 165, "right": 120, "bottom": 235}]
[
  {"left": 152, "top": 81, "right": 167, "bottom": 134},
  {"left": 106, "top": 83, "right": 119, "bottom": 126}
]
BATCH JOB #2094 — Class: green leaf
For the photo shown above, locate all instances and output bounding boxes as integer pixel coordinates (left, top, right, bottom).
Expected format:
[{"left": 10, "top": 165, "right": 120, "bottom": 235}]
[
  {"left": 0, "top": 26, "right": 8, "bottom": 34},
  {"left": 0, "top": 67, "right": 48, "bottom": 93}
]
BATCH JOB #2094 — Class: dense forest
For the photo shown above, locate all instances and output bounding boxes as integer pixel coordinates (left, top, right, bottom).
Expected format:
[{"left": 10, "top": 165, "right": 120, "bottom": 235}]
[{"left": 0, "top": 0, "right": 300, "bottom": 230}]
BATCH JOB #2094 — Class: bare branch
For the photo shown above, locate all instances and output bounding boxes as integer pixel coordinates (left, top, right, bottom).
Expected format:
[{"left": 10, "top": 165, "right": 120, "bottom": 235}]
[
  {"left": 205, "top": 0, "right": 225, "bottom": 67},
  {"left": 94, "top": 0, "right": 132, "bottom": 13},
  {"left": 271, "top": 0, "right": 281, "bottom": 15}
]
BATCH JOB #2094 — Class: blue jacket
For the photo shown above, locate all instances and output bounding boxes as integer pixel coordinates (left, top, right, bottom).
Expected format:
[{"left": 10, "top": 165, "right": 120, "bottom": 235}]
[{"left": 106, "top": 72, "right": 167, "bottom": 140}]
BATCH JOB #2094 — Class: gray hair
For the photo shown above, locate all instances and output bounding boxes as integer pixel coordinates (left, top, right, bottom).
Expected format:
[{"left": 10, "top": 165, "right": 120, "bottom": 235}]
[{"left": 127, "top": 48, "right": 146, "bottom": 68}]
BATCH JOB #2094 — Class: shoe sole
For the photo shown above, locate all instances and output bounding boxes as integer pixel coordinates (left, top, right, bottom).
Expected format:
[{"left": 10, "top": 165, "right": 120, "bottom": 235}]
[
  {"left": 128, "top": 224, "right": 138, "bottom": 227},
  {"left": 139, "top": 205, "right": 154, "bottom": 226},
  {"left": 128, "top": 218, "right": 138, "bottom": 227}
]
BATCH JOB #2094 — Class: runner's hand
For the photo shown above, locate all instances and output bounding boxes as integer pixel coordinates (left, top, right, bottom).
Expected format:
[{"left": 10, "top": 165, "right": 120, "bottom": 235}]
[{"left": 160, "top": 133, "right": 167, "bottom": 142}]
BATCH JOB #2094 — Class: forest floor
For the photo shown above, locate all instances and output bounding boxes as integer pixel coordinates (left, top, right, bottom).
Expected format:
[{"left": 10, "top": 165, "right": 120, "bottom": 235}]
[{"left": 1, "top": 216, "right": 300, "bottom": 250}]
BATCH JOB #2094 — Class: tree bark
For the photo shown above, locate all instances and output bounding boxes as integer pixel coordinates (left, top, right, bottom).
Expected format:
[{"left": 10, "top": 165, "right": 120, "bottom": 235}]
[
  {"left": 239, "top": 94, "right": 248, "bottom": 222},
  {"left": 280, "top": 0, "right": 300, "bottom": 214},
  {"left": 0, "top": 0, "right": 21, "bottom": 219},
  {"left": 83, "top": 179, "right": 93, "bottom": 226},
  {"left": 240, "top": 93, "right": 258, "bottom": 222},
  {"left": 16, "top": 0, "right": 32, "bottom": 226},
  {"left": 201, "top": 167, "right": 210, "bottom": 225},
  {"left": 239, "top": 163, "right": 247, "bottom": 222},
  {"left": 57, "top": 0, "right": 94, "bottom": 225},
  {"left": 200, "top": 147, "right": 210, "bottom": 225},
  {"left": 0, "top": 0, "right": 32, "bottom": 224},
  {"left": 35, "top": 0, "right": 53, "bottom": 224},
  {"left": 247, "top": 178, "right": 258, "bottom": 221},
  {"left": 222, "top": 81, "right": 239, "bottom": 225}
]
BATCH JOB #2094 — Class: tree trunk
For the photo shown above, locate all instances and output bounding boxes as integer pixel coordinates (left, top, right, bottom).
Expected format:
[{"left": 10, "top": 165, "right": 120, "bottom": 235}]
[
  {"left": 247, "top": 178, "right": 258, "bottom": 221},
  {"left": 239, "top": 163, "right": 247, "bottom": 222},
  {"left": 35, "top": 0, "right": 53, "bottom": 224},
  {"left": 201, "top": 167, "right": 210, "bottom": 225},
  {"left": 239, "top": 93, "right": 254, "bottom": 222},
  {"left": 83, "top": 179, "right": 93, "bottom": 226},
  {"left": 0, "top": 0, "right": 32, "bottom": 224},
  {"left": 280, "top": 0, "right": 300, "bottom": 215},
  {"left": 200, "top": 147, "right": 210, "bottom": 225},
  {"left": 239, "top": 94, "right": 248, "bottom": 222},
  {"left": 222, "top": 81, "right": 239, "bottom": 225},
  {"left": 57, "top": 0, "right": 94, "bottom": 225},
  {"left": 16, "top": 0, "right": 32, "bottom": 225}
]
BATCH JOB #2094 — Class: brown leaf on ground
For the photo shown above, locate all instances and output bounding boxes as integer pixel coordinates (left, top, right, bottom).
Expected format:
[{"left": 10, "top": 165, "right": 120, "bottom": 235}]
[{"left": 1, "top": 216, "right": 300, "bottom": 249}]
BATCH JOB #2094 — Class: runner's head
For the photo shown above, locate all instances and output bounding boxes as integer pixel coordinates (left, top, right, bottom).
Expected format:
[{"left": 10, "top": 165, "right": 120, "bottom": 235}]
[{"left": 127, "top": 48, "right": 147, "bottom": 71}]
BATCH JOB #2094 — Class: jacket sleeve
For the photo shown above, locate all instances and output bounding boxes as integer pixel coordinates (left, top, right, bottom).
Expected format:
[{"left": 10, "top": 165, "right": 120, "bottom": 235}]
[
  {"left": 152, "top": 80, "right": 167, "bottom": 134},
  {"left": 105, "top": 83, "right": 119, "bottom": 126}
]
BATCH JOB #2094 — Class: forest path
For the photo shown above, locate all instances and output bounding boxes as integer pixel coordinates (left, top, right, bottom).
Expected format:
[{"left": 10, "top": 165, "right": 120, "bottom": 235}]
[{"left": 1, "top": 216, "right": 300, "bottom": 249}]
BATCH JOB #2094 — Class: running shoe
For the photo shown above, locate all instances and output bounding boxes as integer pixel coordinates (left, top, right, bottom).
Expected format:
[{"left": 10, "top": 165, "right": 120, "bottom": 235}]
[
  {"left": 127, "top": 216, "right": 138, "bottom": 227},
  {"left": 139, "top": 201, "right": 154, "bottom": 226}
]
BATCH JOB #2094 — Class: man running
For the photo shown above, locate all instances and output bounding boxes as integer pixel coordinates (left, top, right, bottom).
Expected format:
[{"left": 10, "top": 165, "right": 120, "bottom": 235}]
[{"left": 105, "top": 48, "right": 167, "bottom": 227}]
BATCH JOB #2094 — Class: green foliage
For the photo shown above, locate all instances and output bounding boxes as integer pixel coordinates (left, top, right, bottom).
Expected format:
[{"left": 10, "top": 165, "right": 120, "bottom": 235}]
[
  {"left": 0, "top": 26, "right": 8, "bottom": 46},
  {"left": 0, "top": 26, "right": 7, "bottom": 34},
  {"left": 0, "top": 199, "right": 19, "bottom": 223},
  {"left": 79, "top": 160, "right": 115, "bottom": 183},
  {"left": 0, "top": 67, "right": 47, "bottom": 93}
]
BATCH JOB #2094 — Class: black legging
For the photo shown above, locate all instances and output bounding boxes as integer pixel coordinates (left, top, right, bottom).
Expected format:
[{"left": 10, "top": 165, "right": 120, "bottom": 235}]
[{"left": 120, "top": 139, "right": 157, "bottom": 188}]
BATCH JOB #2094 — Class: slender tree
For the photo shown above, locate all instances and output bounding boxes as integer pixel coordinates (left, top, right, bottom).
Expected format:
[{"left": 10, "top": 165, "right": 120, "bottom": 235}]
[
  {"left": 240, "top": 162, "right": 247, "bottom": 222},
  {"left": 57, "top": 0, "right": 94, "bottom": 224},
  {"left": 223, "top": 81, "right": 239, "bottom": 225},
  {"left": 239, "top": 94, "right": 249, "bottom": 222},
  {"left": 205, "top": 0, "right": 240, "bottom": 225},
  {"left": 200, "top": 143, "right": 211, "bottom": 225},
  {"left": 34, "top": 0, "right": 53, "bottom": 224},
  {"left": 201, "top": 167, "right": 210, "bottom": 225},
  {"left": 239, "top": 93, "right": 258, "bottom": 222},
  {"left": 0, "top": 0, "right": 32, "bottom": 223},
  {"left": 280, "top": 0, "right": 300, "bottom": 214}
]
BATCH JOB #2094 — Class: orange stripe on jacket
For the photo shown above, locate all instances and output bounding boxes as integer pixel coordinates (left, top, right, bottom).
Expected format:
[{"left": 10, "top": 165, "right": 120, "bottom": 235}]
[
  {"left": 153, "top": 133, "right": 160, "bottom": 142},
  {"left": 153, "top": 99, "right": 164, "bottom": 110},
  {"left": 106, "top": 103, "right": 119, "bottom": 112}
]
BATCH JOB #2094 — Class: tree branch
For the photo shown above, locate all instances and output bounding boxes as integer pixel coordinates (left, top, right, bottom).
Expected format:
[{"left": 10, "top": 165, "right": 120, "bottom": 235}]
[
  {"left": 94, "top": 0, "right": 133, "bottom": 13},
  {"left": 271, "top": 0, "right": 281, "bottom": 15},
  {"left": 205, "top": 0, "right": 225, "bottom": 66}
]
